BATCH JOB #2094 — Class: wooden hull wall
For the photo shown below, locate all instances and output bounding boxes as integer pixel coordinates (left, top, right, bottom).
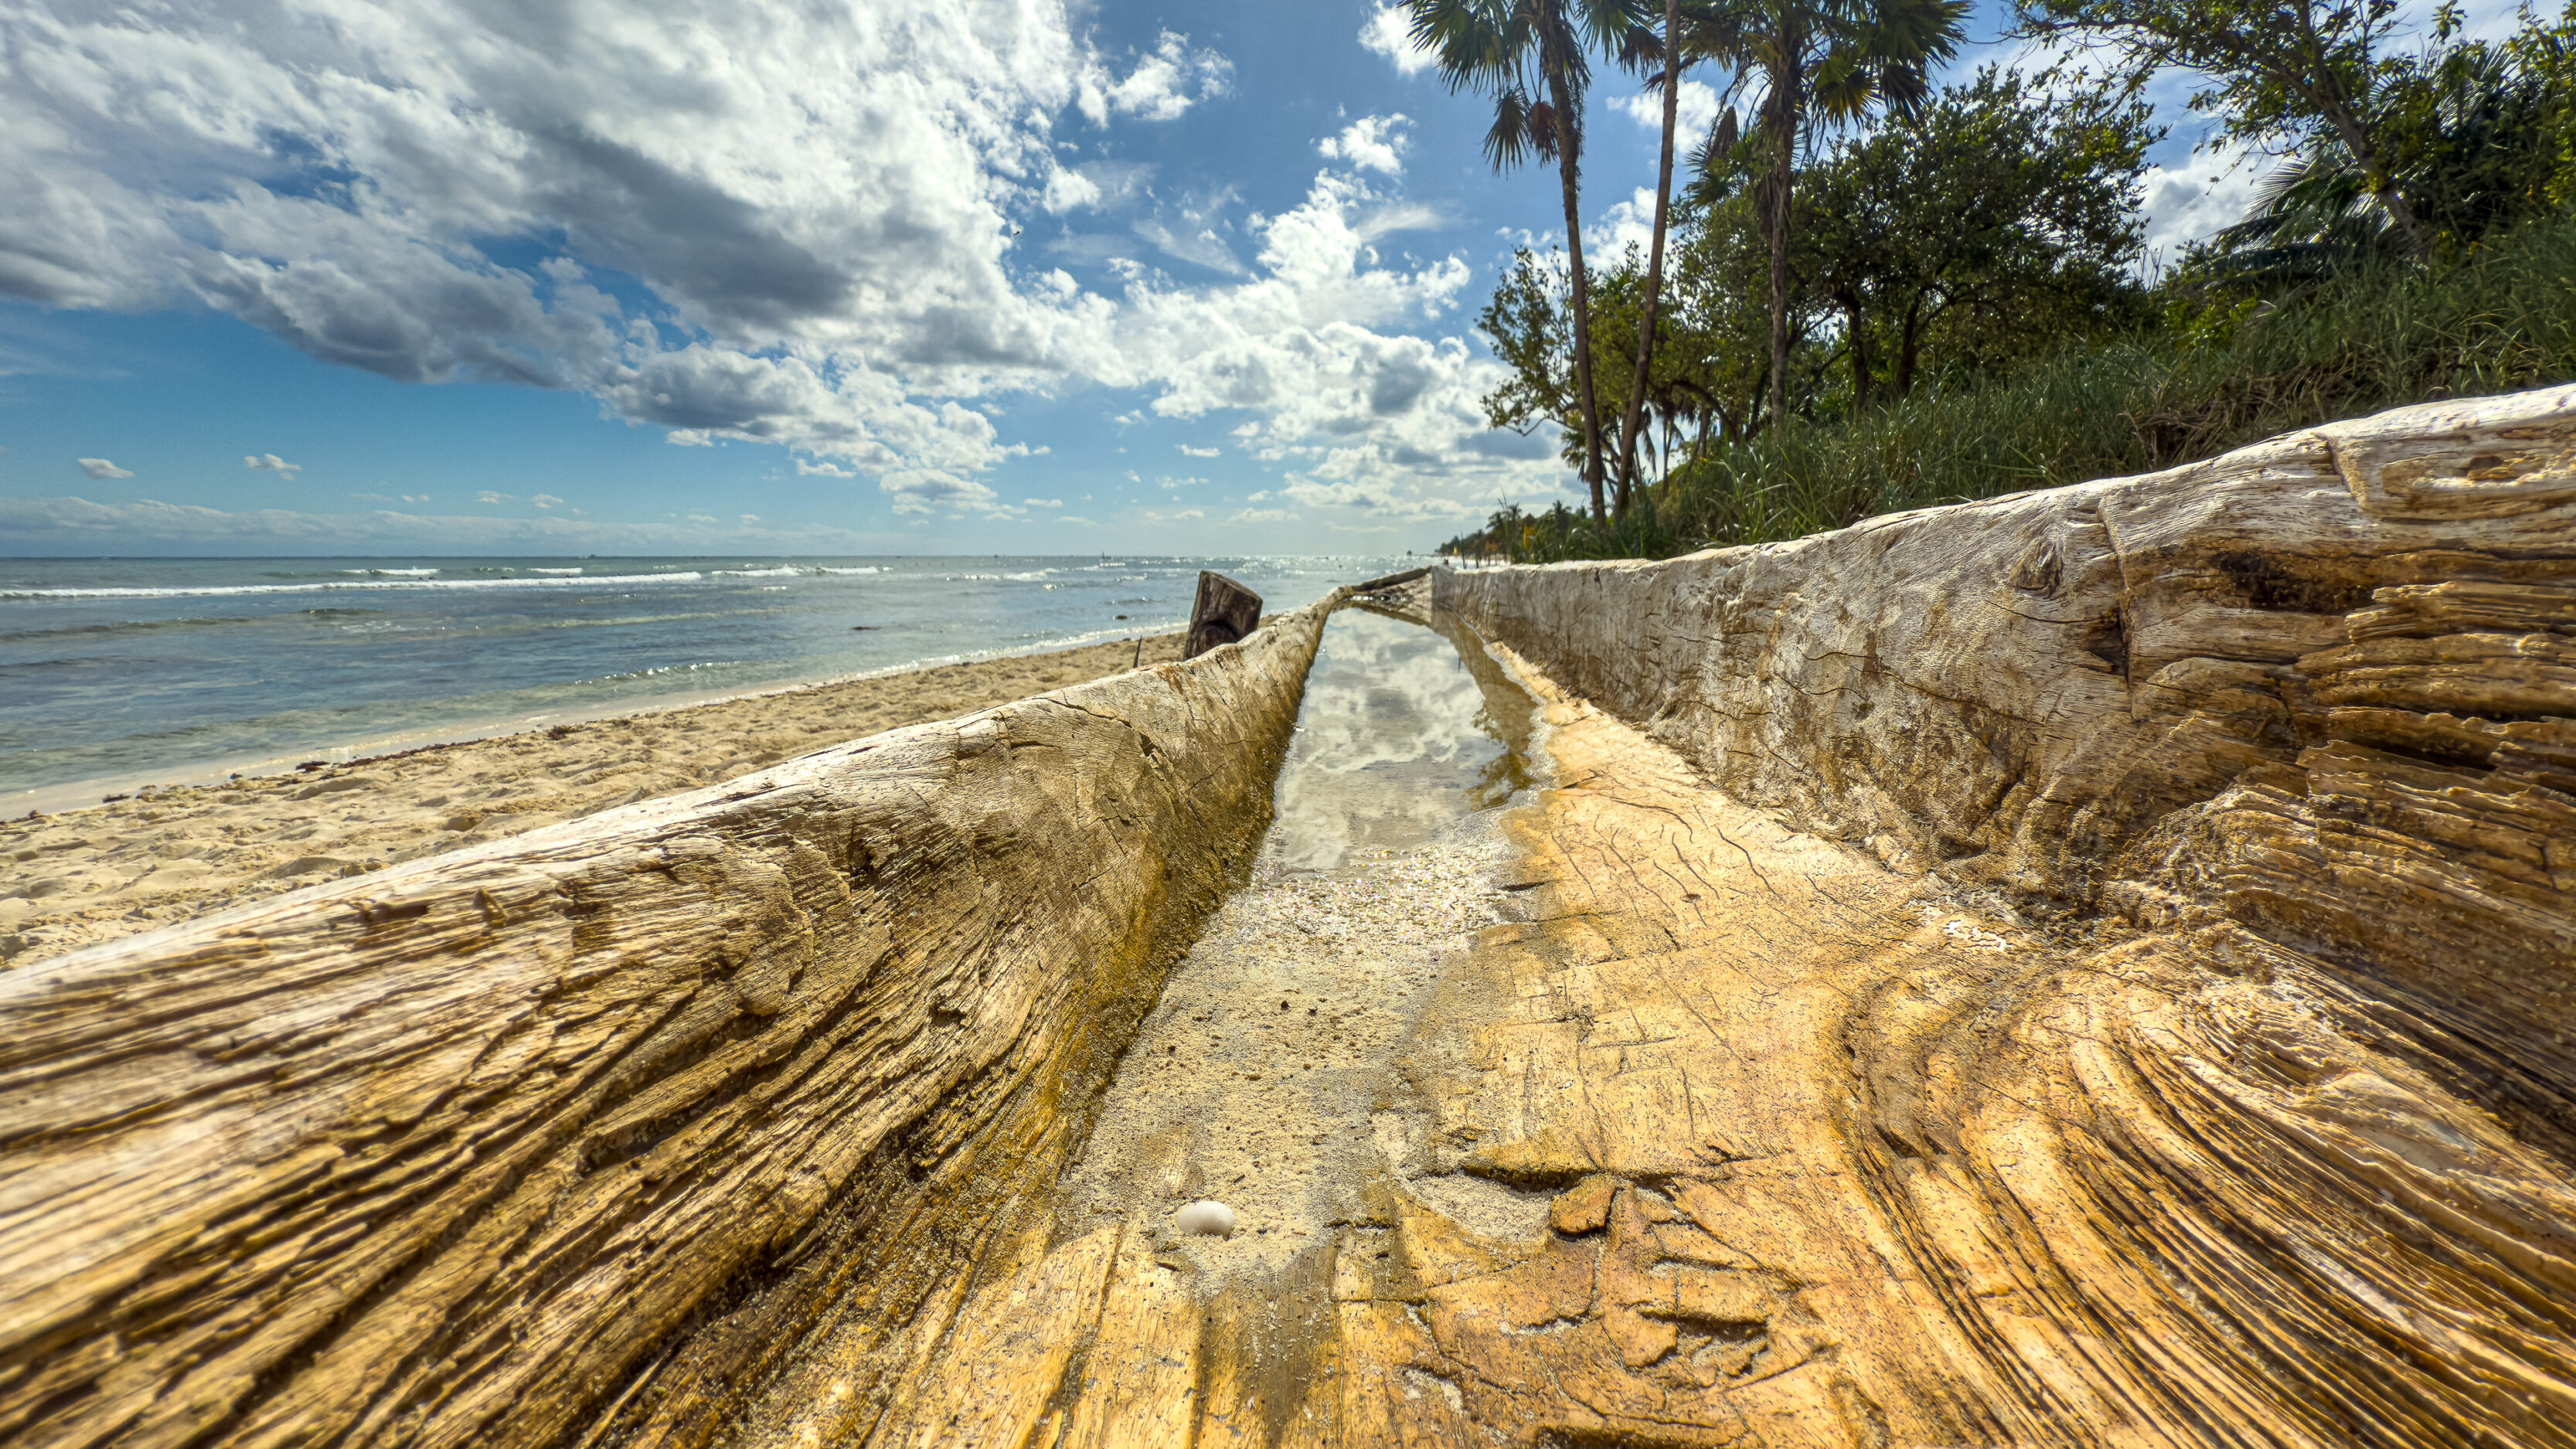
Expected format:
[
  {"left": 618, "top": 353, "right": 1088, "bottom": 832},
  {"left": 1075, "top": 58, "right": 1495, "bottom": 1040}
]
[
  {"left": 0, "top": 597, "right": 1342, "bottom": 1449},
  {"left": 1423, "top": 386, "right": 2576, "bottom": 1442}
]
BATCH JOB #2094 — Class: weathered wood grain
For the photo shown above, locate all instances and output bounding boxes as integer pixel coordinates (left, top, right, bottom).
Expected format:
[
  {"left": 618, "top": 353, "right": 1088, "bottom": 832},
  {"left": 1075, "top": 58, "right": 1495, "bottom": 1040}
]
[
  {"left": 1184, "top": 573, "right": 1263, "bottom": 661},
  {"left": 1435, "top": 385, "right": 2576, "bottom": 1147},
  {"left": 17, "top": 384, "right": 2574, "bottom": 1449},
  {"left": 0, "top": 595, "right": 1342, "bottom": 1449},
  {"left": 1395, "top": 384, "right": 2576, "bottom": 1443},
  {"left": 829, "top": 387, "right": 2576, "bottom": 1447}
]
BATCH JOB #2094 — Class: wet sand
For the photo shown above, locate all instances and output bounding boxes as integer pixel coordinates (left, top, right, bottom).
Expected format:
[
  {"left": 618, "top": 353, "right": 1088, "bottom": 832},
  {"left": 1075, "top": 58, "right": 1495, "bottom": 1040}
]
[{"left": 0, "top": 631, "right": 1183, "bottom": 968}]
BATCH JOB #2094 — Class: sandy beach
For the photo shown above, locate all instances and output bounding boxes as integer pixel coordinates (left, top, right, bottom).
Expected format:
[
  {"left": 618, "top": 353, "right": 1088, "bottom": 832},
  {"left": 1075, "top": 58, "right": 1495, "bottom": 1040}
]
[{"left": 0, "top": 630, "right": 1184, "bottom": 969}]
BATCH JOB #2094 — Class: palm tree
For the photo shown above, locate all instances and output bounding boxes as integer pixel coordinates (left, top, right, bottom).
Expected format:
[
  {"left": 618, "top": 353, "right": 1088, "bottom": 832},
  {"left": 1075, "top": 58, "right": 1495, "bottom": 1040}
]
[
  {"left": 2011, "top": 0, "right": 2433, "bottom": 259},
  {"left": 1613, "top": 0, "right": 1686, "bottom": 515},
  {"left": 1693, "top": 0, "right": 1966, "bottom": 433},
  {"left": 2203, "top": 30, "right": 2561, "bottom": 287},
  {"left": 1412, "top": 0, "right": 1652, "bottom": 522}
]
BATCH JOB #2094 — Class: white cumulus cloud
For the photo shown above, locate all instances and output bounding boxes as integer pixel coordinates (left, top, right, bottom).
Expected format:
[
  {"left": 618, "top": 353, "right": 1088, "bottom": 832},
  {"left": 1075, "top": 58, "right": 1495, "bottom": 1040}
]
[
  {"left": 1613, "top": 80, "right": 1723, "bottom": 148},
  {"left": 2139, "top": 138, "right": 2266, "bottom": 267},
  {"left": 1319, "top": 115, "right": 1411, "bottom": 177},
  {"left": 0, "top": 0, "right": 1570, "bottom": 527},
  {"left": 1042, "top": 167, "right": 1105, "bottom": 214},
  {"left": 243, "top": 453, "right": 301, "bottom": 479},
  {"left": 1177, "top": 444, "right": 1220, "bottom": 457},
  {"left": 76, "top": 457, "right": 131, "bottom": 478},
  {"left": 880, "top": 467, "right": 1005, "bottom": 517},
  {"left": 1594, "top": 187, "right": 1663, "bottom": 260},
  {"left": 2, "top": 0, "right": 1118, "bottom": 503},
  {"left": 1077, "top": 30, "right": 1233, "bottom": 125},
  {"left": 1359, "top": 7, "right": 1437, "bottom": 76},
  {"left": 1092, "top": 172, "right": 1554, "bottom": 522}
]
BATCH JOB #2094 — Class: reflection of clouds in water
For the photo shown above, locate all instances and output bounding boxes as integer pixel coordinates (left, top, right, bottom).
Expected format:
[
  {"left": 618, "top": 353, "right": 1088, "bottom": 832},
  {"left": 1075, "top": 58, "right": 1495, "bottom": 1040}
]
[{"left": 1266, "top": 609, "right": 1531, "bottom": 869}]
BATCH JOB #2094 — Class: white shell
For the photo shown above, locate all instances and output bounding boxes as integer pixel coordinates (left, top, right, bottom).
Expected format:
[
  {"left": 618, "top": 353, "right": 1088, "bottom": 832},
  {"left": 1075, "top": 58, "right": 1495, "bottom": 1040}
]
[{"left": 1174, "top": 1199, "right": 1237, "bottom": 1236}]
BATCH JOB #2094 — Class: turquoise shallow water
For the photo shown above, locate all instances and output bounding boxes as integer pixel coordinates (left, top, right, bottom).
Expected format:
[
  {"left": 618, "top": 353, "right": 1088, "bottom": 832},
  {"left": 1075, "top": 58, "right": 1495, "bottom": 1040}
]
[{"left": 0, "top": 553, "right": 1406, "bottom": 804}]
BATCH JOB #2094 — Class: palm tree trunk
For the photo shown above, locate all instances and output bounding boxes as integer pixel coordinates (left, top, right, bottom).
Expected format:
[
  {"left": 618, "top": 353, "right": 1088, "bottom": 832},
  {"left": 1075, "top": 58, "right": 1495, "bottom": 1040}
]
[
  {"left": 1765, "top": 70, "right": 1794, "bottom": 437},
  {"left": 1550, "top": 77, "right": 1608, "bottom": 522},
  {"left": 1615, "top": 0, "right": 1684, "bottom": 519}
]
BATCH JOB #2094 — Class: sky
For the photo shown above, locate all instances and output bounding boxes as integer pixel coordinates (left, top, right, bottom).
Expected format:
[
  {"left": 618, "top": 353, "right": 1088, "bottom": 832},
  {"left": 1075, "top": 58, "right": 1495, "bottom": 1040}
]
[{"left": 0, "top": 0, "right": 2505, "bottom": 557}]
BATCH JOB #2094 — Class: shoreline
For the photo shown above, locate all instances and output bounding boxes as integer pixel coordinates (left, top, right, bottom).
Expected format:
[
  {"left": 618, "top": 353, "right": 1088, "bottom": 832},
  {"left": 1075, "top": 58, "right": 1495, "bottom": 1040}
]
[
  {"left": 4, "top": 622, "right": 1185, "bottom": 818},
  {"left": 0, "top": 630, "right": 1186, "bottom": 968}
]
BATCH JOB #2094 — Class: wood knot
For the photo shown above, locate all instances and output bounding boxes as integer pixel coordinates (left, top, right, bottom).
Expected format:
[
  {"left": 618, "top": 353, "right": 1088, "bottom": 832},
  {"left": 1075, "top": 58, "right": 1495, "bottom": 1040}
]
[{"left": 355, "top": 897, "right": 432, "bottom": 928}]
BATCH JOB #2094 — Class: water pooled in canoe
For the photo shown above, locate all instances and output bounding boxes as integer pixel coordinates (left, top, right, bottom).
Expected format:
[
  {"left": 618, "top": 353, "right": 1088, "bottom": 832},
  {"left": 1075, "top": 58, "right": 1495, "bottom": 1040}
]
[
  {"left": 1060, "top": 600, "right": 1550, "bottom": 1294},
  {"left": 1262, "top": 603, "right": 1535, "bottom": 870}
]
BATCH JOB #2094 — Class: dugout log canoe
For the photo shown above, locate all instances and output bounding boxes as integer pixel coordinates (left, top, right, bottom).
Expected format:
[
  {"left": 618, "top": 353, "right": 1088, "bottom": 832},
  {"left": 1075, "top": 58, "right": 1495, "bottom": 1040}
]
[
  {"left": 7, "top": 384, "right": 2576, "bottom": 1448},
  {"left": 0, "top": 590, "right": 1344, "bottom": 1449},
  {"left": 832, "top": 385, "right": 2576, "bottom": 1448}
]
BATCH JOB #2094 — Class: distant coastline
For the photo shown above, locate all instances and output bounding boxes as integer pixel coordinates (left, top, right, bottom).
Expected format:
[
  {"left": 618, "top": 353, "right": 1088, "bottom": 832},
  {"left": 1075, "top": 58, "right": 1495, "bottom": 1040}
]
[
  {"left": 0, "top": 629, "right": 1194, "bottom": 967},
  {"left": 0, "top": 553, "right": 1400, "bottom": 808}
]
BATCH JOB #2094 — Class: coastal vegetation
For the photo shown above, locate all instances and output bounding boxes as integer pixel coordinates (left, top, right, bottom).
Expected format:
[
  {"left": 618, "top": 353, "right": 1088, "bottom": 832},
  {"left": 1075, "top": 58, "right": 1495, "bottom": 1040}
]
[{"left": 1434, "top": 0, "right": 2576, "bottom": 560}]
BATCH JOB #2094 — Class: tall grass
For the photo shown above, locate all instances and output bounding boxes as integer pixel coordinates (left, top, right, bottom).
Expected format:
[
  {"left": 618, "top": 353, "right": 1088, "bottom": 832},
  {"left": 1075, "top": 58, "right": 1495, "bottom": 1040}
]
[{"left": 1473, "top": 211, "right": 2576, "bottom": 562}]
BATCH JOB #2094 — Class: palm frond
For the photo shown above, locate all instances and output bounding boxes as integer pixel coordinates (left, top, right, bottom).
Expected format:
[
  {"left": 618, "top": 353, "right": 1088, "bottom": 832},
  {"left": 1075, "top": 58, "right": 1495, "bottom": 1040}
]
[
  {"left": 1409, "top": 0, "right": 1529, "bottom": 97},
  {"left": 1485, "top": 86, "right": 1541, "bottom": 170},
  {"left": 1683, "top": 104, "right": 1750, "bottom": 206}
]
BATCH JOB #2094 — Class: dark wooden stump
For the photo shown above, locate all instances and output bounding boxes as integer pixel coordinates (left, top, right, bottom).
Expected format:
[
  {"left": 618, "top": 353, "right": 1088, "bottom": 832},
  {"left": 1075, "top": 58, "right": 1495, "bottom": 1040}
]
[{"left": 1183, "top": 572, "right": 1263, "bottom": 660}]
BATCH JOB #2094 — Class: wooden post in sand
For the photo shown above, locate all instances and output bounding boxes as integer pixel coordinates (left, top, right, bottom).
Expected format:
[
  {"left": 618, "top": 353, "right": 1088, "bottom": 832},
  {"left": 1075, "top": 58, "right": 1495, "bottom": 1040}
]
[{"left": 1183, "top": 571, "right": 1261, "bottom": 660}]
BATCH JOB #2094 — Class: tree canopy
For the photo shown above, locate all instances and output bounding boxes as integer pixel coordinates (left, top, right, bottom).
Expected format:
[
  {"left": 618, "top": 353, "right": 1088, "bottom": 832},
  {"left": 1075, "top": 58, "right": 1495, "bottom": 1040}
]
[
  {"left": 1443, "top": 0, "right": 2576, "bottom": 563},
  {"left": 1479, "top": 65, "right": 2159, "bottom": 454}
]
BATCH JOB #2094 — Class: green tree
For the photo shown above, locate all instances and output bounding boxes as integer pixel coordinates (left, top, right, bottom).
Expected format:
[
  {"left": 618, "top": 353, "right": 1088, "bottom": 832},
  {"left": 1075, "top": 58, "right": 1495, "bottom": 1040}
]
[
  {"left": 2199, "top": 4, "right": 2576, "bottom": 282},
  {"left": 1585, "top": 247, "right": 1732, "bottom": 477},
  {"left": 2506, "top": 2, "right": 2576, "bottom": 213},
  {"left": 1661, "top": 192, "right": 1794, "bottom": 440},
  {"left": 1479, "top": 246, "right": 1582, "bottom": 453},
  {"left": 1479, "top": 206, "right": 1786, "bottom": 485},
  {"left": 1803, "top": 66, "right": 2160, "bottom": 405},
  {"left": 2014, "top": 0, "right": 2433, "bottom": 253},
  {"left": 1689, "top": 0, "right": 1968, "bottom": 433},
  {"left": 1410, "top": 0, "right": 1654, "bottom": 520}
]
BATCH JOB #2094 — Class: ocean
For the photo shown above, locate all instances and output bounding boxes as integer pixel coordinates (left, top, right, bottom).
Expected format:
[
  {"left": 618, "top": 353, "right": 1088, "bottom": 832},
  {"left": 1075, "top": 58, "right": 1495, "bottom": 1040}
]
[{"left": 0, "top": 554, "right": 1411, "bottom": 812}]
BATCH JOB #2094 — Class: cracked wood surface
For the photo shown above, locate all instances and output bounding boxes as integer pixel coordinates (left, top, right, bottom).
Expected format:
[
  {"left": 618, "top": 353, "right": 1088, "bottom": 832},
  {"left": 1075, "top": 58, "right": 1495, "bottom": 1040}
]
[
  {"left": 0, "top": 632, "right": 1194, "bottom": 971},
  {"left": 853, "top": 659, "right": 2563, "bottom": 1446},
  {"left": 0, "top": 600, "right": 1341, "bottom": 1449},
  {"left": 834, "top": 389, "right": 2574, "bottom": 1447},
  {"left": 1413, "top": 386, "right": 2576, "bottom": 1443},
  {"left": 11, "top": 384, "right": 2574, "bottom": 1449}
]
